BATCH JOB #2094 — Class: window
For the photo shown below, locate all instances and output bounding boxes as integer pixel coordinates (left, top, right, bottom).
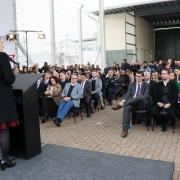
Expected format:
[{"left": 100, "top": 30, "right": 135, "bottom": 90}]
[
  {"left": 87, "top": 44, "right": 93, "bottom": 51},
  {"left": 96, "top": 44, "right": 98, "bottom": 51},
  {"left": 82, "top": 44, "right": 86, "bottom": 51}
]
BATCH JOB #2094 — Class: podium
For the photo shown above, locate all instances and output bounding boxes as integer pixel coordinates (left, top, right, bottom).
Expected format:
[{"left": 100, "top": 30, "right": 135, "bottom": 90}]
[{"left": 9, "top": 74, "right": 43, "bottom": 159}]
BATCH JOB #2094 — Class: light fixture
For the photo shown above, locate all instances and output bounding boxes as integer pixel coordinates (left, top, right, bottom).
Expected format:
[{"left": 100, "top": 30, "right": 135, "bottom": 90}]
[
  {"left": 38, "top": 34, "right": 46, "bottom": 39},
  {"left": 6, "top": 32, "right": 16, "bottom": 42}
]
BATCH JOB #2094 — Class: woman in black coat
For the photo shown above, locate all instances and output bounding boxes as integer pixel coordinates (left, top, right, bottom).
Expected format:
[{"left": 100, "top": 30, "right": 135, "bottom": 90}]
[{"left": 0, "top": 39, "right": 19, "bottom": 170}]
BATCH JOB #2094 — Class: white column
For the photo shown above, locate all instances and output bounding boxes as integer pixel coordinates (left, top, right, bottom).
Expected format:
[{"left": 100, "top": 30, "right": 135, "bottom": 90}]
[
  {"left": 78, "top": 5, "right": 83, "bottom": 64},
  {"left": 99, "top": 0, "right": 106, "bottom": 69},
  {"left": 49, "top": 0, "right": 56, "bottom": 65}
]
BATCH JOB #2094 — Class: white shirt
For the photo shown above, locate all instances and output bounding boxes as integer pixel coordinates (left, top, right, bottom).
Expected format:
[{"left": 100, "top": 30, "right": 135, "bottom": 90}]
[
  {"left": 45, "top": 79, "right": 49, "bottom": 84},
  {"left": 163, "top": 80, "right": 169, "bottom": 87},
  {"left": 81, "top": 80, "right": 86, "bottom": 93},
  {"left": 122, "top": 82, "right": 142, "bottom": 102},
  {"left": 145, "top": 80, "right": 150, "bottom": 84},
  {"left": 133, "top": 82, "right": 142, "bottom": 98}
]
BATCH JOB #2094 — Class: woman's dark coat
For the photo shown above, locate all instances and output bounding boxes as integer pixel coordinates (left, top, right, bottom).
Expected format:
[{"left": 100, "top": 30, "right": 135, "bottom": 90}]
[{"left": 0, "top": 52, "right": 18, "bottom": 123}]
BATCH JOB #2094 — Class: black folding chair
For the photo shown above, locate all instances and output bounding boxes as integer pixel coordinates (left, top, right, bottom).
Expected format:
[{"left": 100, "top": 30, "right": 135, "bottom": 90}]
[
  {"left": 152, "top": 111, "right": 175, "bottom": 133},
  {"left": 68, "top": 106, "right": 83, "bottom": 124},
  {"left": 131, "top": 110, "right": 150, "bottom": 131}
]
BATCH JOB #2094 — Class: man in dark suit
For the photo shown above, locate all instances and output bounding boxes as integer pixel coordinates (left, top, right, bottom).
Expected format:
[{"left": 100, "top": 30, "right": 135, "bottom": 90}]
[
  {"left": 80, "top": 73, "right": 92, "bottom": 117},
  {"left": 103, "top": 63, "right": 111, "bottom": 76},
  {"left": 121, "top": 59, "right": 130, "bottom": 71},
  {"left": 143, "top": 72, "right": 156, "bottom": 97},
  {"left": 121, "top": 70, "right": 130, "bottom": 93},
  {"left": 59, "top": 72, "right": 70, "bottom": 90},
  {"left": 106, "top": 70, "right": 124, "bottom": 105},
  {"left": 112, "top": 71, "right": 149, "bottom": 137},
  {"left": 89, "top": 70, "right": 102, "bottom": 113},
  {"left": 151, "top": 69, "right": 178, "bottom": 131},
  {"left": 38, "top": 71, "right": 52, "bottom": 96},
  {"left": 38, "top": 71, "right": 52, "bottom": 123}
]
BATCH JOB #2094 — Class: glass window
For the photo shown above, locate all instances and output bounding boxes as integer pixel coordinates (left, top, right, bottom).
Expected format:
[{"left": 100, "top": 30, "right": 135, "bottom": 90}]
[
  {"left": 87, "top": 44, "right": 93, "bottom": 51},
  {"left": 82, "top": 44, "right": 86, "bottom": 51},
  {"left": 96, "top": 44, "right": 98, "bottom": 51}
]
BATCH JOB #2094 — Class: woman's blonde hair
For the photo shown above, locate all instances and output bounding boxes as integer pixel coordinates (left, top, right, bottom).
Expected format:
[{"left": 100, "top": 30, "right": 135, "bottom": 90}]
[{"left": 151, "top": 71, "right": 159, "bottom": 82}]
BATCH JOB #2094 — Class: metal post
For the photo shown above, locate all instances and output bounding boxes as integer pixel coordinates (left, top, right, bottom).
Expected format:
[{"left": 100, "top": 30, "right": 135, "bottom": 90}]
[
  {"left": 66, "top": 33, "right": 69, "bottom": 65},
  {"left": 78, "top": 5, "right": 83, "bottom": 64},
  {"left": 49, "top": 0, "right": 56, "bottom": 65},
  {"left": 99, "top": 0, "right": 106, "bottom": 69},
  {"left": 144, "top": 49, "right": 145, "bottom": 61},
  {"left": 13, "top": 0, "right": 18, "bottom": 62},
  {"left": 25, "top": 31, "right": 28, "bottom": 68}
]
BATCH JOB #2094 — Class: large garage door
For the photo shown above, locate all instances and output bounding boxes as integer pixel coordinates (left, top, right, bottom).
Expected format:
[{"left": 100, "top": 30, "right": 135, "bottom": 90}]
[{"left": 155, "top": 28, "right": 180, "bottom": 60}]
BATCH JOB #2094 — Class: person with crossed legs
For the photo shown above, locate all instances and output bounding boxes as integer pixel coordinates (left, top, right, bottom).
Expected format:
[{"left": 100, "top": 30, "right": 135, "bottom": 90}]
[{"left": 112, "top": 71, "right": 149, "bottom": 137}]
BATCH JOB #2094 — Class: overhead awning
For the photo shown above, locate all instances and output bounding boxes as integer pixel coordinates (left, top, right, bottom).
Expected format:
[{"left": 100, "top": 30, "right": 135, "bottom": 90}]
[{"left": 89, "top": 0, "right": 180, "bottom": 27}]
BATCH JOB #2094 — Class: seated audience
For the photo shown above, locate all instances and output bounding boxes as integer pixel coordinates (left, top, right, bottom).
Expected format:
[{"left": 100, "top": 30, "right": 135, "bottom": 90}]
[
  {"left": 106, "top": 70, "right": 115, "bottom": 105},
  {"left": 126, "top": 69, "right": 134, "bottom": 83},
  {"left": 121, "top": 59, "right": 130, "bottom": 71},
  {"left": 38, "top": 71, "right": 52, "bottom": 95},
  {"left": 31, "top": 65, "right": 39, "bottom": 74},
  {"left": 89, "top": 70, "right": 102, "bottom": 113},
  {"left": 144, "top": 72, "right": 156, "bottom": 97},
  {"left": 121, "top": 70, "right": 130, "bottom": 93},
  {"left": 42, "top": 76, "right": 62, "bottom": 123},
  {"left": 96, "top": 71, "right": 105, "bottom": 109},
  {"left": 140, "top": 61, "right": 151, "bottom": 73},
  {"left": 169, "top": 71, "right": 180, "bottom": 97},
  {"left": 151, "top": 69, "right": 178, "bottom": 131},
  {"left": 174, "top": 68, "right": 180, "bottom": 82},
  {"left": 112, "top": 71, "right": 149, "bottom": 137},
  {"left": 106, "top": 70, "right": 124, "bottom": 105},
  {"left": 80, "top": 73, "right": 92, "bottom": 117},
  {"left": 54, "top": 74, "right": 82, "bottom": 127},
  {"left": 130, "top": 60, "right": 140, "bottom": 77},
  {"left": 151, "top": 71, "right": 159, "bottom": 82},
  {"left": 21, "top": 66, "right": 28, "bottom": 74},
  {"left": 13, "top": 67, "right": 19, "bottom": 75},
  {"left": 59, "top": 72, "right": 70, "bottom": 90},
  {"left": 41, "top": 62, "right": 49, "bottom": 73}
]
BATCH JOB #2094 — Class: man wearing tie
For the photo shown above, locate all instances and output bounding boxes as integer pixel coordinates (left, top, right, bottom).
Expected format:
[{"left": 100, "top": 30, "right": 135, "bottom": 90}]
[
  {"left": 59, "top": 72, "right": 70, "bottom": 90},
  {"left": 80, "top": 73, "right": 92, "bottom": 117},
  {"left": 88, "top": 70, "right": 102, "bottom": 113},
  {"left": 112, "top": 71, "right": 149, "bottom": 137},
  {"left": 143, "top": 72, "right": 156, "bottom": 97},
  {"left": 38, "top": 71, "right": 52, "bottom": 96}
]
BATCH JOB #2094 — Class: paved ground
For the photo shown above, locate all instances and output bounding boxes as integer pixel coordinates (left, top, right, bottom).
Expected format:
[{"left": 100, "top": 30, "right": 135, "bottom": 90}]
[{"left": 40, "top": 101, "right": 180, "bottom": 180}]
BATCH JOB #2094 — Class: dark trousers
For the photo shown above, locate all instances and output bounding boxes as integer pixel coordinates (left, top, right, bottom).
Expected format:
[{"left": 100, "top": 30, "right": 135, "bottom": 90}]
[
  {"left": 122, "top": 84, "right": 129, "bottom": 93},
  {"left": 91, "top": 93, "right": 100, "bottom": 109},
  {"left": 122, "top": 95, "right": 147, "bottom": 131},
  {"left": 82, "top": 96, "right": 91, "bottom": 114},
  {"left": 42, "top": 98, "right": 58, "bottom": 118},
  {"left": 151, "top": 104, "right": 176, "bottom": 125},
  {"left": 107, "top": 88, "right": 115, "bottom": 102}
]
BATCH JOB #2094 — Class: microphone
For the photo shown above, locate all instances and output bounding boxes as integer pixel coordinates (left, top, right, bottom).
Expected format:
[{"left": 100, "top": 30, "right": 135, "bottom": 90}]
[{"left": 9, "top": 57, "right": 19, "bottom": 65}]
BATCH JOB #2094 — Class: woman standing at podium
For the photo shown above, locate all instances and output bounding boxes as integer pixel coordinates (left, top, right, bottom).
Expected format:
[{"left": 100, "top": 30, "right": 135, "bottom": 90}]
[{"left": 0, "top": 38, "right": 19, "bottom": 170}]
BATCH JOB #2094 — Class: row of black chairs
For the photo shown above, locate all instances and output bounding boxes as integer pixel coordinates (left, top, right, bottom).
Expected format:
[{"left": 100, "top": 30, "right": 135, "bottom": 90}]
[{"left": 131, "top": 110, "right": 177, "bottom": 133}]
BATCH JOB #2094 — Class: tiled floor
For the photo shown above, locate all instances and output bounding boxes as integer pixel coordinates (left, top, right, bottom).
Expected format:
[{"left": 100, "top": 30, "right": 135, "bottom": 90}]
[{"left": 40, "top": 102, "right": 180, "bottom": 180}]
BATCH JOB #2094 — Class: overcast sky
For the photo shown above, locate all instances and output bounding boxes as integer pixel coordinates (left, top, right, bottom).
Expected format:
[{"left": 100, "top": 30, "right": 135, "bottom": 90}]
[{"left": 16, "top": 0, "right": 154, "bottom": 53}]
